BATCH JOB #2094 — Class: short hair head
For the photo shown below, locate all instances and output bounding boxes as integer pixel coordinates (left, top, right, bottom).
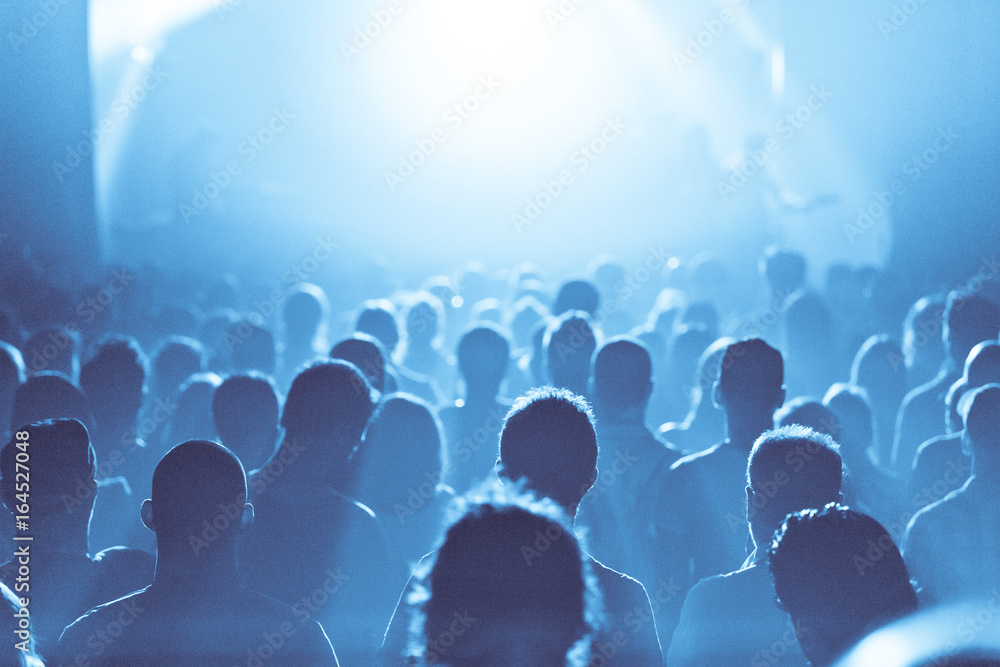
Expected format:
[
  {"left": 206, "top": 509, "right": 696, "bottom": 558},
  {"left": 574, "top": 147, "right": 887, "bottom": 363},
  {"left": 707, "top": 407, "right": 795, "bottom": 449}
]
[
  {"left": 590, "top": 337, "right": 653, "bottom": 414},
  {"left": 405, "top": 294, "right": 444, "bottom": 344},
  {"left": 851, "top": 335, "right": 907, "bottom": 397},
  {"left": 24, "top": 327, "right": 80, "bottom": 379},
  {"left": 283, "top": 284, "right": 329, "bottom": 342},
  {"left": 80, "top": 335, "right": 147, "bottom": 423},
  {"left": 962, "top": 384, "right": 1000, "bottom": 460},
  {"left": 775, "top": 398, "right": 842, "bottom": 443},
  {"left": 1, "top": 418, "right": 95, "bottom": 518},
  {"left": 545, "top": 312, "right": 597, "bottom": 394},
  {"left": 823, "top": 384, "right": 875, "bottom": 454},
  {"left": 212, "top": 373, "right": 279, "bottom": 449},
  {"left": 769, "top": 505, "right": 917, "bottom": 667},
  {"left": 10, "top": 372, "right": 93, "bottom": 436},
  {"left": 964, "top": 341, "right": 1000, "bottom": 389},
  {"left": 281, "top": 359, "right": 376, "bottom": 444},
  {"left": 457, "top": 325, "right": 510, "bottom": 392},
  {"left": 499, "top": 387, "right": 598, "bottom": 511},
  {"left": 553, "top": 280, "right": 600, "bottom": 317},
  {"left": 151, "top": 336, "right": 205, "bottom": 396},
  {"left": 330, "top": 334, "right": 389, "bottom": 393},
  {"left": 149, "top": 440, "right": 246, "bottom": 549},
  {"left": 355, "top": 300, "right": 400, "bottom": 352},
  {"left": 747, "top": 425, "right": 842, "bottom": 541},
  {"left": 717, "top": 338, "right": 784, "bottom": 410},
  {"left": 944, "top": 291, "right": 1000, "bottom": 368},
  {"left": 761, "top": 248, "right": 807, "bottom": 296}
]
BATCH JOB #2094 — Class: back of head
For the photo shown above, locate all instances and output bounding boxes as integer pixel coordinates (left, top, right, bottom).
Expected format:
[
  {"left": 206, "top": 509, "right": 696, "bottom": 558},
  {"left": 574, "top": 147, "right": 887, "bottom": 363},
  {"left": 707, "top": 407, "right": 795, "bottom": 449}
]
[
  {"left": 545, "top": 312, "right": 597, "bottom": 394},
  {"left": 226, "top": 320, "right": 276, "bottom": 375},
  {"left": 945, "top": 291, "right": 1000, "bottom": 367},
  {"left": 681, "top": 301, "right": 720, "bottom": 339},
  {"left": 962, "top": 384, "right": 1000, "bottom": 462},
  {"left": 355, "top": 300, "right": 400, "bottom": 352},
  {"left": 80, "top": 335, "right": 147, "bottom": 424},
  {"left": 510, "top": 296, "right": 547, "bottom": 350},
  {"left": 747, "top": 425, "right": 843, "bottom": 539},
  {"left": 762, "top": 248, "right": 807, "bottom": 296},
  {"left": 24, "top": 326, "right": 80, "bottom": 379},
  {"left": 10, "top": 372, "right": 93, "bottom": 435},
  {"left": 553, "top": 280, "right": 600, "bottom": 317},
  {"left": 499, "top": 387, "right": 597, "bottom": 511},
  {"left": 851, "top": 335, "right": 907, "bottom": 397},
  {"left": 151, "top": 336, "right": 205, "bottom": 397},
  {"left": 151, "top": 440, "right": 246, "bottom": 553},
  {"left": 457, "top": 325, "right": 510, "bottom": 393},
  {"left": 405, "top": 294, "right": 444, "bottom": 344},
  {"left": 282, "top": 283, "right": 328, "bottom": 343},
  {"left": 1, "top": 418, "right": 95, "bottom": 519},
  {"left": 965, "top": 341, "right": 1000, "bottom": 389},
  {"left": 718, "top": 338, "right": 784, "bottom": 411},
  {"left": 281, "top": 359, "right": 376, "bottom": 445},
  {"left": 331, "top": 334, "right": 389, "bottom": 393},
  {"left": 823, "top": 384, "right": 875, "bottom": 455},
  {"left": 591, "top": 337, "right": 652, "bottom": 415},
  {"left": 769, "top": 505, "right": 917, "bottom": 666},
  {"left": 903, "top": 295, "right": 947, "bottom": 368},
  {"left": 784, "top": 291, "right": 834, "bottom": 346},
  {"left": 166, "top": 373, "right": 222, "bottom": 445},
  {"left": 417, "top": 494, "right": 592, "bottom": 666},
  {"left": 776, "top": 398, "right": 842, "bottom": 443},
  {"left": 353, "top": 394, "right": 441, "bottom": 504},
  {"left": 211, "top": 373, "right": 279, "bottom": 462}
]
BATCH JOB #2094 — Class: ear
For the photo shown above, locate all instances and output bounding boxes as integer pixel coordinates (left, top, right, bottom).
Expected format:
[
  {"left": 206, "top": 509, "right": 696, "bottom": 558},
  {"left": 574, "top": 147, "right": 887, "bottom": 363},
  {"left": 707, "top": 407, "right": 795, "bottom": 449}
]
[
  {"left": 495, "top": 458, "right": 504, "bottom": 483},
  {"left": 712, "top": 381, "right": 724, "bottom": 410},
  {"left": 140, "top": 499, "right": 156, "bottom": 532},
  {"left": 774, "top": 386, "right": 787, "bottom": 411}
]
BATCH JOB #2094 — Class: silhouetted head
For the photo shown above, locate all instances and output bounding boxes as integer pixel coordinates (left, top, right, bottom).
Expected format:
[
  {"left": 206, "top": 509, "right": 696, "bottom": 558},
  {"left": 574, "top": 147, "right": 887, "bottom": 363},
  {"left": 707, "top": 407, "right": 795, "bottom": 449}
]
[
  {"left": 499, "top": 387, "right": 598, "bottom": 513},
  {"left": 151, "top": 336, "right": 205, "bottom": 398},
  {"left": 762, "top": 248, "right": 807, "bottom": 297},
  {"left": 143, "top": 440, "right": 249, "bottom": 558},
  {"left": 509, "top": 296, "right": 547, "bottom": 351},
  {"left": 681, "top": 301, "right": 720, "bottom": 340},
  {"left": 769, "top": 505, "right": 917, "bottom": 667},
  {"left": 823, "top": 384, "right": 875, "bottom": 458},
  {"left": 670, "top": 324, "right": 716, "bottom": 382},
  {"left": 553, "top": 280, "right": 600, "bottom": 317},
  {"left": 331, "top": 334, "right": 390, "bottom": 393},
  {"left": 283, "top": 283, "right": 329, "bottom": 345},
  {"left": 165, "top": 373, "right": 222, "bottom": 446},
  {"left": 1, "top": 418, "right": 96, "bottom": 523},
  {"left": 470, "top": 298, "right": 504, "bottom": 325},
  {"left": 944, "top": 291, "right": 1000, "bottom": 370},
  {"left": 457, "top": 325, "right": 510, "bottom": 398},
  {"left": 545, "top": 312, "right": 598, "bottom": 397},
  {"left": 850, "top": 335, "right": 907, "bottom": 403},
  {"left": 776, "top": 398, "right": 842, "bottom": 443},
  {"left": 79, "top": 335, "right": 147, "bottom": 433},
  {"left": 10, "top": 372, "right": 93, "bottom": 436},
  {"left": 281, "top": 359, "right": 376, "bottom": 455},
  {"left": 405, "top": 294, "right": 444, "bottom": 346},
  {"left": 715, "top": 338, "right": 785, "bottom": 418},
  {"left": 746, "top": 425, "right": 842, "bottom": 550},
  {"left": 413, "top": 492, "right": 595, "bottom": 666},
  {"left": 590, "top": 337, "right": 653, "bottom": 419},
  {"left": 226, "top": 320, "right": 276, "bottom": 375},
  {"left": 784, "top": 292, "right": 834, "bottom": 351},
  {"left": 962, "top": 384, "right": 1000, "bottom": 474},
  {"left": 0, "top": 342, "right": 25, "bottom": 441},
  {"left": 355, "top": 300, "right": 400, "bottom": 353},
  {"left": 24, "top": 326, "right": 81, "bottom": 380},
  {"left": 902, "top": 295, "right": 947, "bottom": 376},
  {"left": 964, "top": 341, "right": 1000, "bottom": 388},
  {"left": 211, "top": 373, "right": 280, "bottom": 472},
  {"left": 351, "top": 394, "right": 442, "bottom": 512}
]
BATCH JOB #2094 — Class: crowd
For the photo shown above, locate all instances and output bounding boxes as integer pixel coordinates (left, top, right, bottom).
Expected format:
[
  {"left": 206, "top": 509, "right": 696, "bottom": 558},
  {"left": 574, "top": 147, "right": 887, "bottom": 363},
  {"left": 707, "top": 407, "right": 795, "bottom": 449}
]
[{"left": 1, "top": 247, "right": 999, "bottom": 666}]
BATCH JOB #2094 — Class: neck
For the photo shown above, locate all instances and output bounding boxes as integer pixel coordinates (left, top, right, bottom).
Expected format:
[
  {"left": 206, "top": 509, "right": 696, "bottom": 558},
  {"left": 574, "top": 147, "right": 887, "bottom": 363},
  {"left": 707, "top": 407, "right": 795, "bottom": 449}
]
[
  {"left": 153, "top": 545, "right": 240, "bottom": 590},
  {"left": 725, "top": 412, "right": 774, "bottom": 450}
]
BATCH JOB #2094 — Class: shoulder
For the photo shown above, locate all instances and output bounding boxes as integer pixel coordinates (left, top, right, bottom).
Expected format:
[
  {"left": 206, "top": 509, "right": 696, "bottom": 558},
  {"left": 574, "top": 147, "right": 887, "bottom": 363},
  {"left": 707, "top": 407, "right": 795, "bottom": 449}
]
[
  {"left": 58, "top": 589, "right": 147, "bottom": 643},
  {"left": 588, "top": 556, "right": 650, "bottom": 605},
  {"left": 93, "top": 546, "right": 156, "bottom": 577}
]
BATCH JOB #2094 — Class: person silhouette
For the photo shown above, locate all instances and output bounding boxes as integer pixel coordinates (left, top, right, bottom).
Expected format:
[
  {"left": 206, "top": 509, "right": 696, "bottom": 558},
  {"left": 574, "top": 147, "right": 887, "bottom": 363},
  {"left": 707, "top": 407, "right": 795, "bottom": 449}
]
[
  {"left": 162, "top": 372, "right": 222, "bottom": 446},
  {"left": 52, "top": 439, "right": 338, "bottom": 665},
  {"left": 439, "top": 325, "right": 512, "bottom": 495},
  {"left": 894, "top": 291, "right": 1000, "bottom": 475},
  {"left": 850, "top": 335, "right": 908, "bottom": 467},
  {"left": 544, "top": 311, "right": 598, "bottom": 398},
  {"left": 0, "top": 419, "right": 154, "bottom": 658},
  {"left": 280, "top": 283, "right": 330, "bottom": 389},
  {"left": 658, "top": 336, "right": 735, "bottom": 453},
  {"left": 331, "top": 334, "right": 394, "bottom": 394},
  {"left": 211, "top": 372, "right": 280, "bottom": 474},
  {"left": 552, "top": 279, "right": 600, "bottom": 318},
  {"left": 227, "top": 319, "right": 277, "bottom": 377},
  {"left": 669, "top": 425, "right": 844, "bottom": 667},
  {"left": 407, "top": 487, "right": 599, "bottom": 666},
  {"left": 382, "top": 387, "right": 663, "bottom": 666},
  {"left": 769, "top": 505, "right": 917, "bottom": 667},
  {"left": 24, "top": 326, "right": 81, "bottom": 380},
  {"left": 903, "top": 383, "right": 1000, "bottom": 605},
  {"left": 902, "top": 295, "right": 947, "bottom": 391},
  {"left": 643, "top": 337, "right": 785, "bottom": 646},
  {"left": 144, "top": 336, "right": 205, "bottom": 450},
  {"left": 0, "top": 342, "right": 25, "bottom": 444},
  {"left": 397, "top": 294, "right": 450, "bottom": 381},
  {"left": 577, "top": 336, "right": 682, "bottom": 580},
  {"left": 354, "top": 306, "right": 443, "bottom": 406},
  {"left": 238, "top": 359, "right": 396, "bottom": 664},
  {"left": 648, "top": 324, "right": 715, "bottom": 427}
]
